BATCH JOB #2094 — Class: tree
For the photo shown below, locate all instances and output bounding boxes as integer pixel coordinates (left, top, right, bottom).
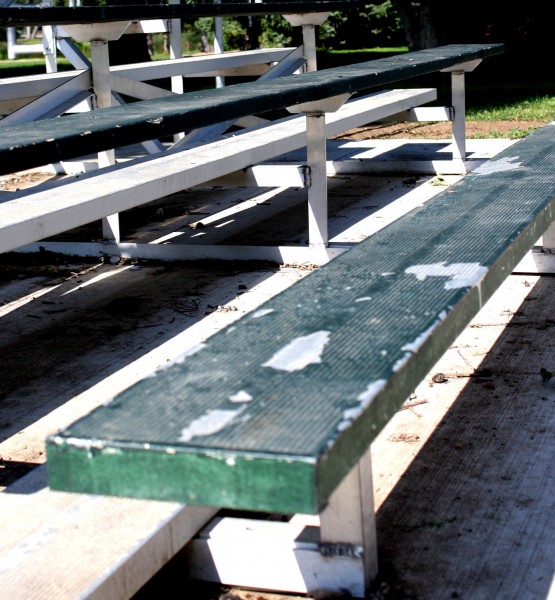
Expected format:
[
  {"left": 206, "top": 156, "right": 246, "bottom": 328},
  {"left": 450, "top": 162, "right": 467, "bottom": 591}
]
[{"left": 389, "top": 0, "right": 438, "bottom": 50}]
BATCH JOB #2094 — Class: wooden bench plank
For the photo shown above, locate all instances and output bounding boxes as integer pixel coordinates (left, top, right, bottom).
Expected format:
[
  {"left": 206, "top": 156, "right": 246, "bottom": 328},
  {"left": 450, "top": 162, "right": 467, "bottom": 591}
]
[
  {"left": 0, "top": 89, "right": 436, "bottom": 255},
  {"left": 0, "top": 466, "right": 217, "bottom": 600},
  {"left": 0, "top": 43, "right": 503, "bottom": 176},
  {"left": 0, "top": 0, "right": 360, "bottom": 27},
  {"left": 46, "top": 123, "right": 555, "bottom": 515}
]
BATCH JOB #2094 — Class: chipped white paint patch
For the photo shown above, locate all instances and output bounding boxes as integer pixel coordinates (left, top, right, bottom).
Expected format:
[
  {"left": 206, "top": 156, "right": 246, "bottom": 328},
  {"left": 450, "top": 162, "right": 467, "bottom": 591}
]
[
  {"left": 229, "top": 390, "right": 253, "bottom": 403},
  {"left": 262, "top": 330, "right": 331, "bottom": 372},
  {"left": 179, "top": 407, "right": 245, "bottom": 442},
  {"left": 65, "top": 437, "right": 105, "bottom": 450},
  {"left": 392, "top": 311, "right": 449, "bottom": 373},
  {"left": 357, "top": 379, "right": 388, "bottom": 406},
  {"left": 153, "top": 343, "right": 206, "bottom": 374},
  {"left": 355, "top": 296, "right": 372, "bottom": 302},
  {"left": 251, "top": 308, "right": 274, "bottom": 319},
  {"left": 402, "top": 310, "right": 448, "bottom": 354},
  {"left": 473, "top": 155, "right": 522, "bottom": 175},
  {"left": 392, "top": 353, "right": 410, "bottom": 372},
  {"left": 405, "top": 262, "right": 487, "bottom": 290},
  {"left": 330, "top": 379, "right": 388, "bottom": 444}
]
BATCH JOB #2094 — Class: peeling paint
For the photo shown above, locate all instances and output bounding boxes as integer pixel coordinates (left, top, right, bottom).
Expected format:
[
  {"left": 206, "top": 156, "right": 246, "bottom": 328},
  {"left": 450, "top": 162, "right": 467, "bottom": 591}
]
[
  {"left": 343, "top": 380, "right": 387, "bottom": 421},
  {"left": 262, "top": 330, "right": 331, "bottom": 372},
  {"left": 402, "top": 310, "right": 447, "bottom": 354},
  {"left": 392, "top": 353, "right": 411, "bottom": 372},
  {"left": 357, "top": 379, "right": 388, "bottom": 405},
  {"left": 179, "top": 407, "right": 246, "bottom": 442},
  {"left": 105, "top": 447, "right": 123, "bottom": 455},
  {"left": 153, "top": 343, "right": 206, "bottom": 374},
  {"left": 473, "top": 155, "right": 522, "bottom": 175},
  {"left": 229, "top": 390, "right": 253, "bottom": 403},
  {"left": 251, "top": 308, "right": 274, "bottom": 319},
  {"left": 405, "top": 262, "right": 487, "bottom": 290},
  {"left": 329, "top": 379, "right": 387, "bottom": 446},
  {"left": 65, "top": 437, "right": 104, "bottom": 450}
]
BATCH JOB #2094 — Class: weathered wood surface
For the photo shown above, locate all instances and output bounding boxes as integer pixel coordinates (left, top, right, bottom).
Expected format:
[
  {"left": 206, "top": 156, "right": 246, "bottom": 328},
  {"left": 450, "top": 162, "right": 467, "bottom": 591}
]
[
  {"left": 46, "top": 123, "right": 555, "bottom": 514},
  {"left": 0, "top": 466, "right": 217, "bottom": 600},
  {"left": 0, "top": 0, "right": 360, "bottom": 26},
  {"left": 0, "top": 43, "right": 503, "bottom": 176}
]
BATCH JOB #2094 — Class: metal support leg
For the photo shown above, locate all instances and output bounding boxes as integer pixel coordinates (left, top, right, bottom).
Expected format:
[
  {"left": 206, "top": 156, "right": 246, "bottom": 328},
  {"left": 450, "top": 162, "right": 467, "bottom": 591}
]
[
  {"left": 7, "top": 27, "right": 16, "bottom": 60},
  {"left": 543, "top": 222, "right": 555, "bottom": 252},
  {"left": 288, "top": 93, "right": 350, "bottom": 256},
  {"left": 284, "top": 12, "right": 330, "bottom": 73},
  {"left": 441, "top": 59, "right": 482, "bottom": 174},
  {"left": 301, "top": 24, "right": 317, "bottom": 72},
  {"left": 169, "top": 0, "right": 183, "bottom": 95},
  {"left": 306, "top": 111, "right": 328, "bottom": 248},
  {"left": 90, "top": 40, "right": 119, "bottom": 242},
  {"left": 42, "top": 24, "right": 57, "bottom": 73},
  {"left": 451, "top": 70, "right": 466, "bottom": 168},
  {"left": 319, "top": 445, "right": 378, "bottom": 595},
  {"left": 169, "top": 0, "right": 184, "bottom": 142}
]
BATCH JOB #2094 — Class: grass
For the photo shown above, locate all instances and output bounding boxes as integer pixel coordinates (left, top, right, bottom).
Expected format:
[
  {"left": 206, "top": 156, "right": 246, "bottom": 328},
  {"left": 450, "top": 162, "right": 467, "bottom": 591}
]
[{"left": 467, "top": 92, "right": 555, "bottom": 122}]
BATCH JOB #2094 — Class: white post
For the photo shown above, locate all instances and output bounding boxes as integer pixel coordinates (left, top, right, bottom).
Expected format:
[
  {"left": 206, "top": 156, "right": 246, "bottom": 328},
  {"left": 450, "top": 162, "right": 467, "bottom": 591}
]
[
  {"left": 441, "top": 59, "right": 482, "bottom": 174},
  {"left": 168, "top": 0, "right": 183, "bottom": 94},
  {"left": 214, "top": 16, "right": 224, "bottom": 88},
  {"left": 41, "top": 0, "right": 57, "bottom": 73},
  {"left": 302, "top": 24, "right": 317, "bottom": 73},
  {"left": 306, "top": 111, "right": 328, "bottom": 248},
  {"left": 451, "top": 70, "right": 466, "bottom": 165},
  {"left": 7, "top": 27, "right": 17, "bottom": 60},
  {"left": 42, "top": 24, "right": 57, "bottom": 73},
  {"left": 288, "top": 93, "right": 350, "bottom": 254},
  {"left": 90, "top": 40, "right": 119, "bottom": 242},
  {"left": 284, "top": 12, "right": 330, "bottom": 73},
  {"left": 168, "top": 0, "right": 184, "bottom": 142},
  {"left": 319, "top": 445, "right": 378, "bottom": 594},
  {"left": 543, "top": 222, "right": 555, "bottom": 252}
]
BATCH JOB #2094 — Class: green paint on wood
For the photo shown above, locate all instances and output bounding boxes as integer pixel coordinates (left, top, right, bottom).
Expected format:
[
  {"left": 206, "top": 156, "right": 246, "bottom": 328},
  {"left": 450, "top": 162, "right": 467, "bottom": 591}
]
[
  {"left": 0, "top": 43, "right": 503, "bottom": 176},
  {"left": 46, "top": 124, "right": 555, "bottom": 514},
  {"left": 0, "top": 1, "right": 361, "bottom": 27}
]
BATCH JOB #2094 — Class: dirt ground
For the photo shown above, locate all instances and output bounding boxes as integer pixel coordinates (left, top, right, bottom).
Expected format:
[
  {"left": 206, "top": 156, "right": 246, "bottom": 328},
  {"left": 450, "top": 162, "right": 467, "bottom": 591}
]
[
  {"left": 1, "top": 120, "right": 552, "bottom": 600},
  {"left": 332, "top": 119, "right": 548, "bottom": 141}
]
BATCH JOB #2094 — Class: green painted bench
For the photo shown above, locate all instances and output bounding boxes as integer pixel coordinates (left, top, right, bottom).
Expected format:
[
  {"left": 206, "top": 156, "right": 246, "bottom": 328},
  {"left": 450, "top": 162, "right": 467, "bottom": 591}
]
[
  {"left": 0, "top": 43, "right": 502, "bottom": 176},
  {"left": 45, "top": 123, "right": 555, "bottom": 596},
  {"left": 1, "top": 43, "right": 502, "bottom": 265},
  {"left": 0, "top": 0, "right": 359, "bottom": 27}
]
